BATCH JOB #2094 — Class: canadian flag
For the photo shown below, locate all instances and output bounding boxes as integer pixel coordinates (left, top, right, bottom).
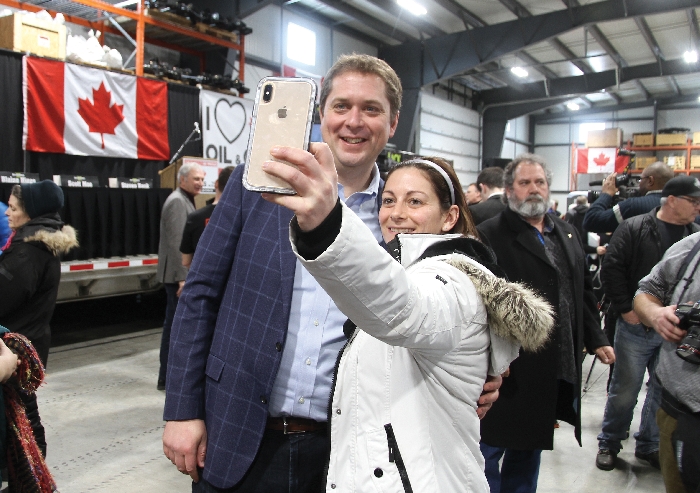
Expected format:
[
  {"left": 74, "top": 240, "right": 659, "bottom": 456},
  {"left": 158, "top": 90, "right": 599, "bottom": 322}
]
[
  {"left": 23, "top": 57, "right": 169, "bottom": 160},
  {"left": 577, "top": 148, "right": 628, "bottom": 174}
]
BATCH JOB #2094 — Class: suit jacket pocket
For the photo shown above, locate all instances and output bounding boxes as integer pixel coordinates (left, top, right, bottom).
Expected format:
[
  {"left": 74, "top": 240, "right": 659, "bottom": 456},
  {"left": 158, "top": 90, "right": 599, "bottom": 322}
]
[{"left": 205, "top": 353, "right": 225, "bottom": 382}]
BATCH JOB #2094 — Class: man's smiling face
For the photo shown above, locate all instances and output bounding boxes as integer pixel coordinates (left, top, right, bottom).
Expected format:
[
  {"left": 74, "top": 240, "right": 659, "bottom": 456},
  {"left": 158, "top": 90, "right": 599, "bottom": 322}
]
[{"left": 320, "top": 71, "right": 398, "bottom": 177}]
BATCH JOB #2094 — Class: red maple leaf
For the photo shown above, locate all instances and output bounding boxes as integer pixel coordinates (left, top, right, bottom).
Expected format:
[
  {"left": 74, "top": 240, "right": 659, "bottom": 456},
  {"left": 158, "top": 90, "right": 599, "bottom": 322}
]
[
  {"left": 593, "top": 153, "right": 610, "bottom": 166},
  {"left": 77, "top": 82, "right": 125, "bottom": 149}
]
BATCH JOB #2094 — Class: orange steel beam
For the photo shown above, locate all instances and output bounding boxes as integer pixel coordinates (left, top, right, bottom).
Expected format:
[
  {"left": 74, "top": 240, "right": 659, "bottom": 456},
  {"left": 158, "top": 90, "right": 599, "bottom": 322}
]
[{"left": 135, "top": 0, "right": 144, "bottom": 75}]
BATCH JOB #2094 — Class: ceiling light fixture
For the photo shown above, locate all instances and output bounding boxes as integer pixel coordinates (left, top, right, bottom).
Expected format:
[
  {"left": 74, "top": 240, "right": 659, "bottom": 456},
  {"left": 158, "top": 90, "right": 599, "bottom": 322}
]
[
  {"left": 510, "top": 66, "right": 528, "bottom": 78},
  {"left": 567, "top": 102, "right": 580, "bottom": 111},
  {"left": 397, "top": 0, "right": 427, "bottom": 16},
  {"left": 684, "top": 50, "right": 698, "bottom": 63}
]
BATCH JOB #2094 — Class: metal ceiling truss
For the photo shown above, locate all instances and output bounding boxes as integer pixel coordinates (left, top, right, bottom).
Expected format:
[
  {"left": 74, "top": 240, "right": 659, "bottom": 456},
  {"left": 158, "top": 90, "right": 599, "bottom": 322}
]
[
  {"left": 477, "top": 57, "right": 700, "bottom": 107},
  {"left": 378, "top": 0, "right": 700, "bottom": 151},
  {"left": 531, "top": 92, "right": 700, "bottom": 124}
]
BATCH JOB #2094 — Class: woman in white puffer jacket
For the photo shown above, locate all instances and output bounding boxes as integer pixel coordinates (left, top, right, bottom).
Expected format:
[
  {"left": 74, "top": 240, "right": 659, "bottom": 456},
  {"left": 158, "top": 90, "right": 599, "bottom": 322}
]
[{"left": 263, "top": 146, "right": 554, "bottom": 493}]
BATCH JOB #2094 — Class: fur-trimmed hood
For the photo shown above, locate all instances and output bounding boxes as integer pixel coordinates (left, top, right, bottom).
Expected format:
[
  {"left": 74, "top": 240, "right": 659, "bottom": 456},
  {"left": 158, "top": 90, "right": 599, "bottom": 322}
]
[
  {"left": 445, "top": 257, "right": 554, "bottom": 352},
  {"left": 23, "top": 225, "right": 78, "bottom": 256},
  {"left": 390, "top": 233, "right": 554, "bottom": 352},
  {"left": 15, "top": 214, "right": 78, "bottom": 257}
]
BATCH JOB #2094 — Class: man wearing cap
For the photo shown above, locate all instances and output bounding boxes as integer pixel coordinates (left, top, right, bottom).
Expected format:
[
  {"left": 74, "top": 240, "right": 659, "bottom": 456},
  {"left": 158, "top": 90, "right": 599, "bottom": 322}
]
[{"left": 595, "top": 175, "right": 700, "bottom": 471}]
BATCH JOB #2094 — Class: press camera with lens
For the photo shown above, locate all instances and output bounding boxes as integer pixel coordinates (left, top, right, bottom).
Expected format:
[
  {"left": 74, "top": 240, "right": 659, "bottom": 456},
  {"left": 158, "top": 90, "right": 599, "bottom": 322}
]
[{"left": 674, "top": 302, "right": 700, "bottom": 365}]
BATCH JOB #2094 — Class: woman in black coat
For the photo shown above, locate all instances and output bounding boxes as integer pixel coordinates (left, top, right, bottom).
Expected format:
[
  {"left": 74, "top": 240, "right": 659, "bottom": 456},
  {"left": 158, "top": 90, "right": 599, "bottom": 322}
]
[{"left": 1, "top": 180, "right": 77, "bottom": 455}]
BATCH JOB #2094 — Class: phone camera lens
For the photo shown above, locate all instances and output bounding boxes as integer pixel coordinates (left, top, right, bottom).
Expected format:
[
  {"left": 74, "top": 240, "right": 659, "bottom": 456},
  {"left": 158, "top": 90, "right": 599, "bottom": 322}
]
[{"left": 262, "top": 84, "right": 273, "bottom": 103}]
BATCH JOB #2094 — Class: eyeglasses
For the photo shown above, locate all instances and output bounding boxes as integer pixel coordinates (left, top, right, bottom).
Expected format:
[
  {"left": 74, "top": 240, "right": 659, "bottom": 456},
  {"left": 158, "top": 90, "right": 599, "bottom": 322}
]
[{"left": 678, "top": 196, "right": 700, "bottom": 207}]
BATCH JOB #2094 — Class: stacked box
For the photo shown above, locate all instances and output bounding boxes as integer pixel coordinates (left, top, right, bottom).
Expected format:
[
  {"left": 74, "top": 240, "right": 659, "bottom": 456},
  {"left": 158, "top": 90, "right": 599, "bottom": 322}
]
[
  {"left": 632, "top": 133, "right": 654, "bottom": 147},
  {"left": 586, "top": 128, "right": 622, "bottom": 148},
  {"left": 664, "top": 155, "right": 686, "bottom": 170},
  {"left": 693, "top": 132, "right": 700, "bottom": 146},
  {"left": 635, "top": 156, "right": 658, "bottom": 169},
  {"left": 691, "top": 155, "right": 700, "bottom": 170},
  {"left": 0, "top": 13, "right": 66, "bottom": 59},
  {"left": 657, "top": 133, "right": 687, "bottom": 146}
]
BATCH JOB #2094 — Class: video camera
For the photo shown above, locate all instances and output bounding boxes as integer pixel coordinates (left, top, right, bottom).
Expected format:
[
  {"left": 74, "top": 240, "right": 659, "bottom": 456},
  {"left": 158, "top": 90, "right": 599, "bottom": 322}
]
[
  {"left": 587, "top": 172, "right": 640, "bottom": 204},
  {"left": 586, "top": 150, "right": 639, "bottom": 204},
  {"left": 675, "top": 302, "right": 700, "bottom": 365}
]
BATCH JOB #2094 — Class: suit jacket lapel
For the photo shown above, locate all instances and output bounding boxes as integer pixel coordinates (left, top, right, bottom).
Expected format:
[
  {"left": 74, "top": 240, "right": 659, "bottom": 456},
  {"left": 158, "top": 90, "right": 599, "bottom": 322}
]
[
  {"left": 277, "top": 204, "right": 297, "bottom": 301},
  {"left": 553, "top": 222, "right": 578, "bottom": 276}
]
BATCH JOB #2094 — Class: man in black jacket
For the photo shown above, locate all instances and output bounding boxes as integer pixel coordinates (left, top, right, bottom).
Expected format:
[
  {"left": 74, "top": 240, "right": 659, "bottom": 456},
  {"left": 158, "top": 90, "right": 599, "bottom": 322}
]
[
  {"left": 596, "top": 175, "right": 700, "bottom": 471},
  {"left": 478, "top": 154, "right": 614, "bottom": 493},
  {"left": 469, "top": 167, "right": 505, "bottom": 225},
  {"left": 583, "top": 162, "right": 673, "bottom": 234}
]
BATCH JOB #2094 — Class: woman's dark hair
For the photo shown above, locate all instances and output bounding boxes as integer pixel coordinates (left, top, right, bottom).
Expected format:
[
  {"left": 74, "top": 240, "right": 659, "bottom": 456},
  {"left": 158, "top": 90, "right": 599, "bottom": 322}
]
[
  {"left": 10, "top": 185, "right": 25, "bottom": 212},
  {"left": 385, "top": 157, "right": 478, "bottom": 238}
]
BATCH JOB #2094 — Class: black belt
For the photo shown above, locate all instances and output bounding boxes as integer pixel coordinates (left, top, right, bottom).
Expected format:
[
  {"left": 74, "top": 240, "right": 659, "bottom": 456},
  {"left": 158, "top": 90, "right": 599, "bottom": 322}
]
[{"left": 266, "top": 416, "right": 326, "bottom": 434}]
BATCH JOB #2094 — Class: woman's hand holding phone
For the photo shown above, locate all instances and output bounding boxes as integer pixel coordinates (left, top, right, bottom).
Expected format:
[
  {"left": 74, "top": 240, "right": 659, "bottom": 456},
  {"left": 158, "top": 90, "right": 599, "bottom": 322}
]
[{"left": 261, "top": 142, "right": 338, "bottom": 232}]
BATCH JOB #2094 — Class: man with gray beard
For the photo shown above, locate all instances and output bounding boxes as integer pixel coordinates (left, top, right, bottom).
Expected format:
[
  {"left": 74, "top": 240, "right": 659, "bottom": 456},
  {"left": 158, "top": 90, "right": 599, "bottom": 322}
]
[{"left": 477, "top": 154, "right": 614, "bottom": 493}]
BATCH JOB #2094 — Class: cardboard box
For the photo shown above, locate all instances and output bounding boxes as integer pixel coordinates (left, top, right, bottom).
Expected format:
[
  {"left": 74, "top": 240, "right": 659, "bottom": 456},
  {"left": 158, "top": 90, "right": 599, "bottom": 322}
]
[
  {"left": 693, "top": 132, "right": 700, "bottom": 146},
  {"left": 586, "top": 128, "right": 622, "bottom": 148},
  {"left": 691, "top": 155, "right": 700, "bottom": 170},
  {"left": 635, "top": 156, "right": 657, "bottom": 170},
  {"left": 656, "top": 133, "right": 687, "bottom": 146},
  {"left": 0, "top": 13, "right": 66, "bottom": 60},
  {"left": 663, "top": 155, "right": 686, "bottom": 170},
  {"left": 632, "top": 133, "right": 654, "bottom": 147}
]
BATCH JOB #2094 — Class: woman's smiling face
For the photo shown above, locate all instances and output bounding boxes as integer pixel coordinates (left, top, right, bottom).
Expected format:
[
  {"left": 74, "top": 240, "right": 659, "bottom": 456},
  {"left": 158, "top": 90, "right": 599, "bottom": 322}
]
[{"left": 379, "top": 167, "right": 457, "bottom": 243}]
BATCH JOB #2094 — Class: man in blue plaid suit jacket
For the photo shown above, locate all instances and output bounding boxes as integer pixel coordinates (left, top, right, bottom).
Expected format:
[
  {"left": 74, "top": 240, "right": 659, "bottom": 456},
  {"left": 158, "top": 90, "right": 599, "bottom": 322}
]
[{"left": 163, "top": 55, "right": 500, "bottom": 492}]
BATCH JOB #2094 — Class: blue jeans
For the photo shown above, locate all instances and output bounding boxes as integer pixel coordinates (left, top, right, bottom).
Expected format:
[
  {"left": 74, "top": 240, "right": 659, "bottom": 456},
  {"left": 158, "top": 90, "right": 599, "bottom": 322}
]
[
  {"left": 191, "top": 428, "right": 327, "bottom": 493},
  {"left": 159, "top": 283, "right": 179, "bottom": 384},
  {"left": 597, "top": 318, "right": 663, "bottom": 455},
  {"left": 480, "top": 443, "right": 541, "bottom": 493}
]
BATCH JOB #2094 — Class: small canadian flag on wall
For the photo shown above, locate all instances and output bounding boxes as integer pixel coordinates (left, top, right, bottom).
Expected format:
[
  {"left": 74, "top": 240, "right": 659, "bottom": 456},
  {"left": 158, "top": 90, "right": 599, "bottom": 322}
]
[
  {"left": 23, "top": 57, "right": 169, "bottom": 160},
  {"left": 576, "top": 148, "right": 629, "bottom": 174}
]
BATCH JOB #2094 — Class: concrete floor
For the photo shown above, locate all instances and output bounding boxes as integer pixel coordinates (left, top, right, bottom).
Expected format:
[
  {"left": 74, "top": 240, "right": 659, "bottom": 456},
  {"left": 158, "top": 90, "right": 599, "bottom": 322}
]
[{"left": 37, "top": 328, "right": 665, "bottom": 492}]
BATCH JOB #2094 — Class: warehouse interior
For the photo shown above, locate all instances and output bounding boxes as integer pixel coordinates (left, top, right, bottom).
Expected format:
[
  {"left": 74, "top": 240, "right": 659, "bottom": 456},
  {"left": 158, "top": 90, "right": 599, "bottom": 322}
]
[{"left": 0, "top": 0, "right": 698, "bottom": 491}]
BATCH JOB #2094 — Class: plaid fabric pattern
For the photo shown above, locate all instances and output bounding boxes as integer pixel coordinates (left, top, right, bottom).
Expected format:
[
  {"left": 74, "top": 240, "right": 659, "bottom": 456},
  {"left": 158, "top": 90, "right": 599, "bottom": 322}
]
[{"left": 164, "top": 165, "right": 297, "bottom": 488}]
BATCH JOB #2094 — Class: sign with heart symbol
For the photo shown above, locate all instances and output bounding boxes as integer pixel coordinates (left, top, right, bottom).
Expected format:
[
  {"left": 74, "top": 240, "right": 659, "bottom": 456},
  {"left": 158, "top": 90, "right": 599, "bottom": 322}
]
[
  {"left": 200, "top": 90, "right": 253, "bottom": 173},
  {"left": 215, "top": 99, "right": 247, "bottom": 144}
]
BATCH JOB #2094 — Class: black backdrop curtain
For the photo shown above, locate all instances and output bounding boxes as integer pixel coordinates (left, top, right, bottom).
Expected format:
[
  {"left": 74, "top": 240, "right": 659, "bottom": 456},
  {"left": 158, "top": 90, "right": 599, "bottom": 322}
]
[
  {"left": 0, "top": 50, "right": 24, "bottom": 173},
  {"left": 0, "top": 50, "right": 203, "bottom": 184},
  {"left": 0, "top": 184, "right": 171, "bottom": 261}
]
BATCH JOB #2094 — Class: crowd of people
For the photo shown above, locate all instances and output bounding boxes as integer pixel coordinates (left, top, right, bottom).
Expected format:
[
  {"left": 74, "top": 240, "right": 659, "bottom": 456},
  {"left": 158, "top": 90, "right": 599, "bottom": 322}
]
[
  {"left": 1, "top": 52, "right": 697, "bottom": 493},
  {"left": 154, "top": 53, "right": 695, "bottom": 493}
]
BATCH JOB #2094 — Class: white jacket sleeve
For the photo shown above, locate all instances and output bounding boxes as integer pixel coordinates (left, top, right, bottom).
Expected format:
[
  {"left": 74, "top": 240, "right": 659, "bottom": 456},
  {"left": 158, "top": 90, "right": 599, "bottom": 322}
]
[{"left": 290, "top": 203, "right": 480, "bottom": 354}]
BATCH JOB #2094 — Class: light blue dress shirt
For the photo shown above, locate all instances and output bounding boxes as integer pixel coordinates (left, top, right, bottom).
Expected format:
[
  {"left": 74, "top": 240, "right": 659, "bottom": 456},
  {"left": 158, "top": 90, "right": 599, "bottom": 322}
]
[{"left": 269, "top": 165, "right": 383, "bottom": 421}]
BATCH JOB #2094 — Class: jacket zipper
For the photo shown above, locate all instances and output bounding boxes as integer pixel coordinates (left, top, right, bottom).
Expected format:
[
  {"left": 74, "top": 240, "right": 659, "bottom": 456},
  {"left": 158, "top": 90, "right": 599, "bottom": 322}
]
[
  {"left": 323, "top": 322, "right": 357, "bottom": 485},
  {"left": 384, "top": 423, "right": 413, "bottom": 493}
]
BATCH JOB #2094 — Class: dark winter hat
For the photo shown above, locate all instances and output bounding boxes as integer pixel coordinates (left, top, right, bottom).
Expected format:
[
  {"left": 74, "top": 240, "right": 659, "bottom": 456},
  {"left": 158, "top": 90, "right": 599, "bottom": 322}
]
[
  {"left": 661, "top": 175, "right": 700, "bottom": 198},
  {"left": 20, "top": 180, "right": 64, "bottom": 219}
]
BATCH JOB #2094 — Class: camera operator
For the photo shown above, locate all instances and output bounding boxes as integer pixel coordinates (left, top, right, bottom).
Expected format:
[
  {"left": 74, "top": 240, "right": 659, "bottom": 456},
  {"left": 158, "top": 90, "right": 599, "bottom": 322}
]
[
  {"left": 583, "top": 162, "right": 674, "bottom": 234},
  {"left": 635, "top": 231, "right": 700, "bottom": 493},
  {"left": 595, "top": 176, "right": 700, "bottom": 472}
]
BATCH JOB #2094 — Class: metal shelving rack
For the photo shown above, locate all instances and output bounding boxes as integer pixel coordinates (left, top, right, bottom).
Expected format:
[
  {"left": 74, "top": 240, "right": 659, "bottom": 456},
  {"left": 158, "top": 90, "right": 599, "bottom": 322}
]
[{"left": 0, "top": 0, "right": 246, "bottom": 85}]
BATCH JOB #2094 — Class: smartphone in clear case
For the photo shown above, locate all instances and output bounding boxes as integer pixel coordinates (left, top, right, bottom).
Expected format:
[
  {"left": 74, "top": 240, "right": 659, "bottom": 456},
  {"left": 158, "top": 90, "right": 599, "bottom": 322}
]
[{"left": 242, "top": 77, "right": 317, "bottom": 194}]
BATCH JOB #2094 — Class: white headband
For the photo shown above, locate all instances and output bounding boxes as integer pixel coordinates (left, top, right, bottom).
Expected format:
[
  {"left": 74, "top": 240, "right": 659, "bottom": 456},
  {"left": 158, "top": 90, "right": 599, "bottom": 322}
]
[{"left": 403, "top": 159, "right": 456, "bottom": 205}]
